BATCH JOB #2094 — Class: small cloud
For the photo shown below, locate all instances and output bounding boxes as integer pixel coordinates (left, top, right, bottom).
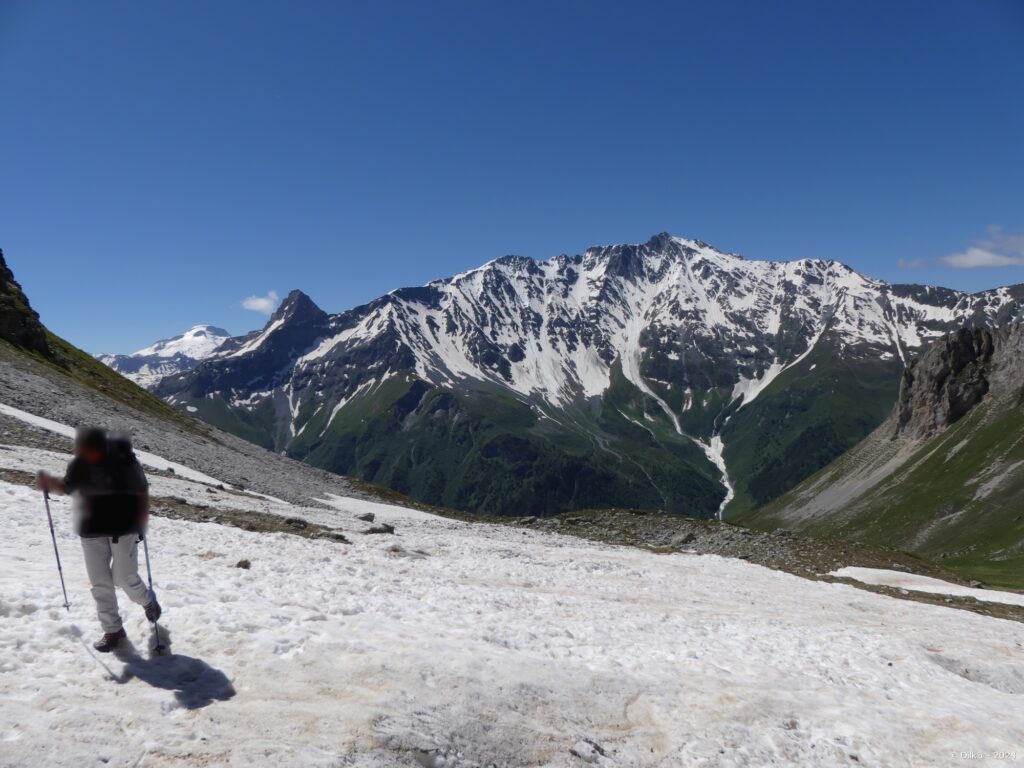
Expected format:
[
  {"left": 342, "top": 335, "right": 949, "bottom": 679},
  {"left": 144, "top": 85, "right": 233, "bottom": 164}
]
[
  {"left": 940, "top": 228, "right": 1024, "bottom": 270},
  {"left": 942, "top": 247, "right": 1024, "bottom": 269},
  {"left": 242, "top": 290, "right": 280, "bottom": 315},
  {"left": 898, "top": 257, "right": 928, "bottom": 269}
]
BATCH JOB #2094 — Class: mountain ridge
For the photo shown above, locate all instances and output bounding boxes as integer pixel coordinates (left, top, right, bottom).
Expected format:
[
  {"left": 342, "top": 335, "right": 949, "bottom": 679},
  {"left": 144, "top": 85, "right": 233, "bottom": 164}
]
[{"left": 156, "top": 233, "right": 1024, "bottom": 517}]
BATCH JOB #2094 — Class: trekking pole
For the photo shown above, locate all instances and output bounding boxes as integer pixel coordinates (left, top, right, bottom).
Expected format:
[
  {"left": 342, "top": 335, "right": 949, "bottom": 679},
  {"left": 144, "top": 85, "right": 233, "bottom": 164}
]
[
  {"left": 42, "top": 489, "right": 71, "bottom": 611},
  {"left": 141, "top": 532, "right": 166, "bottom": 655}
]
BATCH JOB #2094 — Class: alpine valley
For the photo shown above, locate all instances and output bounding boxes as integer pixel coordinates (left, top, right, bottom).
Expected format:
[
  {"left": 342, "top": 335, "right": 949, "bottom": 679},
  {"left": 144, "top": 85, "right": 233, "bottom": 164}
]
[{"left": 145, "top": 233, "right": 1024, "bottom": 520}]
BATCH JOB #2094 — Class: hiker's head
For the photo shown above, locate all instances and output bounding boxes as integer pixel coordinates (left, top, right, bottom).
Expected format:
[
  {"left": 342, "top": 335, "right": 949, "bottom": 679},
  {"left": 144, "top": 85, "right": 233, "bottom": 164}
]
[{"left": 75, "top": 427, "right": 107, "bottom": 464}]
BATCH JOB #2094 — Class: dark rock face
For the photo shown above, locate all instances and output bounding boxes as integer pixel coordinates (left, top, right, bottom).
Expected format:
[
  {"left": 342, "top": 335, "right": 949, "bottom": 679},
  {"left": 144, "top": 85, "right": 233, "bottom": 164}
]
[
  {"left": 895, "top": 328, "right": 996, "bottom": 439},
  {"left": 0, "top": 249, "right": 50, "bottom": 357}
]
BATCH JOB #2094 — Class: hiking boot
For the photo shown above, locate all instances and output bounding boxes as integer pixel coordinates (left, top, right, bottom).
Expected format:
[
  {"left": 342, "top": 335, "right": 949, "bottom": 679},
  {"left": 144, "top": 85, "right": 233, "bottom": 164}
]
[
  {"left": 93, "top": 628, "right": 126, "bottom": 653},
  {"left": 144, "top": 595, "right": 162, "bottom": 623}
]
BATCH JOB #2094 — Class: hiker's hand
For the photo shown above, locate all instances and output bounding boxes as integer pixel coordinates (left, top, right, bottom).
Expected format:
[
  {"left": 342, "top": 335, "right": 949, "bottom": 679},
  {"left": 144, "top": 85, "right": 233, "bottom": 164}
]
[{"left": 35, "top": 472, "right": 52, "bottom": 492}]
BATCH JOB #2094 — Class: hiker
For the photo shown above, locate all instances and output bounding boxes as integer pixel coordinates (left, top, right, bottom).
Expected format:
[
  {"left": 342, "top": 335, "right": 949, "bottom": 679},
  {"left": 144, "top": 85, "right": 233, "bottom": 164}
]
[{"left": 36, "top": 427, "right": 162, "bottom": 652}]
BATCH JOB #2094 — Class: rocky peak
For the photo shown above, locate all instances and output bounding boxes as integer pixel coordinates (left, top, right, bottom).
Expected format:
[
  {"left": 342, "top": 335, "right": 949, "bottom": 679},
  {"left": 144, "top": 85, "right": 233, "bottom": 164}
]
[
  {"left": 272, "top": 290, "right": 326, "bottom": 325},
  {"left": 0, "top": 248, "right": 50, "bottom": 357}
]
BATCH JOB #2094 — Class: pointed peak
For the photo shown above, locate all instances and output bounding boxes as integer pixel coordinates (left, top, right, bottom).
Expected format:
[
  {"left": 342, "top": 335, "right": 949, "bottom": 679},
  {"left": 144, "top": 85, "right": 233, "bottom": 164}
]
[
  {"left": 644, "top": 232, "right": 677, "bottom": 251},
  {"left": 582, "top": 233, "right": 738, "bottom": 261},
  {"left": 269, "top": 289, "right": 327, "bottom": 325},
  {"left": 274, "top": 289, "right": 319, "bottom": 314}
]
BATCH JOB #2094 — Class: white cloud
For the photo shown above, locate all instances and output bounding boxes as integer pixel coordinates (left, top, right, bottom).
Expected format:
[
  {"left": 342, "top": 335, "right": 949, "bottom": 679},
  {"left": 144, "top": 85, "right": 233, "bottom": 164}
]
[
  {"left": 242, "top": 290, "right": 280, "bottom": 315},
  {"left": 941, "top": 228, "right": 1024, "bottom": 269},
  {"left": 941, "top": 247, "right": 1024, "bottom": 269}
]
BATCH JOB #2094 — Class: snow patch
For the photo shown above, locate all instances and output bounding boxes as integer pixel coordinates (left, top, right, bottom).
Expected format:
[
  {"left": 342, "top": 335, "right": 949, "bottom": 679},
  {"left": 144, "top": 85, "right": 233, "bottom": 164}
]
[{"left": 830, "top": 567, "right": 1024, "bottom": 608}]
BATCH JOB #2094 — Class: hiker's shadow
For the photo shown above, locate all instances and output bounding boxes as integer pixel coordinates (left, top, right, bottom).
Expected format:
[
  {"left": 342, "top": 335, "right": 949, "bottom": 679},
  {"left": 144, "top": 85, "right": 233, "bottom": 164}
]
[{"left": 113, "top": 627, "right": 236, "bottom": 709}]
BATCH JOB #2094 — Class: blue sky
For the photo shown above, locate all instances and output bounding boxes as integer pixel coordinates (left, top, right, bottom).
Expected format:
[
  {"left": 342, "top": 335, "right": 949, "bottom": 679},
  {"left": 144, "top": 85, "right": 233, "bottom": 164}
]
[{"left": 1, "top": 1, "right": 1022, "bottom": 353}]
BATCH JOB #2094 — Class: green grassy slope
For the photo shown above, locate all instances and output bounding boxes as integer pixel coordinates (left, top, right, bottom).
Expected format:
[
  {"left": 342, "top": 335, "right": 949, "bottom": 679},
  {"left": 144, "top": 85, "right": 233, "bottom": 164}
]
[
  {"left": 816, "top": 403, "right": 1021, "bottom": 588},
  {"left": 290, "top": 372, "right": 726, "bottom": 518},
  {"left": 721, "top": 340, "right": 902, "bottom": 516},
  {"left": 741, "top": 357, "right": 1024, "bottom": 589}
]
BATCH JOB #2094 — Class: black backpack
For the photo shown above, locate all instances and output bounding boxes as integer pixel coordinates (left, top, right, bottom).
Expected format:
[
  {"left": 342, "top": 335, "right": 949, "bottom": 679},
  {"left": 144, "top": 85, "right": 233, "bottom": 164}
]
[{"left": 77, "top": 433, "right": 148, "bottom": 540}]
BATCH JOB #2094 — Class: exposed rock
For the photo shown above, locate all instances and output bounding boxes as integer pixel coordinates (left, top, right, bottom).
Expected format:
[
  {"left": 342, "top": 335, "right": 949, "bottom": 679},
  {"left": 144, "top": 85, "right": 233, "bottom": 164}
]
[
  {"left": 0, "top": 248, "right": 50, "bottom": 357},
  {"left": 386, "top": 544, "right": 428, "bottom": 559},
  {"left": 235, "top": 559, "right": 251, "bottom": 569},
  {"left": 895, "top": 328, "right": 995, "bottom": 439},
  {"left": 355, "top": 512, "right": 375, "bottom": 522},
  {"left": 363, "top": 523, "right": 395, "bottom": 535},
  {"left": 317, "top": 531, "right": 352, "bottom": 543},
  {"left": 569, "top": 739, "right": 608, "bottom": 764}
]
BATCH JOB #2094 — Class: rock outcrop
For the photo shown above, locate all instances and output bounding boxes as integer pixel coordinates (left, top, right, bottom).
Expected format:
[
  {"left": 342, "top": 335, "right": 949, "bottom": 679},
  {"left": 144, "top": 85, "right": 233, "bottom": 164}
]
[
  {"left": 893, "top": 325, "right": 1024, "bottom": 439},
  {"left": 0, "top": 248, "right": 50, "bottom": 358}
]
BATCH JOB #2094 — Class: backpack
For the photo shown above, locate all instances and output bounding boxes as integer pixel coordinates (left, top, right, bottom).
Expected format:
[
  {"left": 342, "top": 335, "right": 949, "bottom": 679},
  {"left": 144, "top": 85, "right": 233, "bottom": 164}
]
[{"left": 76, "top": 433, "right": 149, "bottom": 540}]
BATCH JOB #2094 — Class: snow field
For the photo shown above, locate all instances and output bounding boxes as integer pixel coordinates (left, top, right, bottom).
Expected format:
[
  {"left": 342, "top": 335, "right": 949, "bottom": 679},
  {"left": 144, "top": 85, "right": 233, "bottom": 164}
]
[{"left": 2, "top": 464, "right": 1023, "bottom": 767}]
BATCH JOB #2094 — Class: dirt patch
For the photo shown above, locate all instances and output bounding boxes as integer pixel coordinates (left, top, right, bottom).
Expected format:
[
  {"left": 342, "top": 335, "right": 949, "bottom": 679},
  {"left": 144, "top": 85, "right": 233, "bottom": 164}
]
[{"left": 150, "top": 495, "right": 352, "bottom": 544}]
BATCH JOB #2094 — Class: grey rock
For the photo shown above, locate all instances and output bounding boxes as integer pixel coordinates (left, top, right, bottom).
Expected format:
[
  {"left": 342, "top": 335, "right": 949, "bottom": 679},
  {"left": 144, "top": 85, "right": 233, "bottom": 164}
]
[
  {"left": 895, "top": 328, "right": 995, "bottom": 439},
  {"left": 318, "top": 531, "right": 351, "bottom": 543}
]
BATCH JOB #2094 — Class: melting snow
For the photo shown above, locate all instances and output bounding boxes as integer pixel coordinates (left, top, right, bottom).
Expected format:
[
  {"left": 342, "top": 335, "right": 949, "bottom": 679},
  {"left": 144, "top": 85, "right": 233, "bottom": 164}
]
[
  {"left": 831, "top": 567, "right": 1024, "bottom": 608},
  {"left": 0, "top": 449, "right": 1022, "bottom": 765}
]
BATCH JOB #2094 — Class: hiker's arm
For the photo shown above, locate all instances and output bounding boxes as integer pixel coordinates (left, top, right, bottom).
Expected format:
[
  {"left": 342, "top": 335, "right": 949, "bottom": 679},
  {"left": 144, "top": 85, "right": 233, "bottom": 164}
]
[{"left": 35, "top": 472, "right": 67, "bottom": 495}]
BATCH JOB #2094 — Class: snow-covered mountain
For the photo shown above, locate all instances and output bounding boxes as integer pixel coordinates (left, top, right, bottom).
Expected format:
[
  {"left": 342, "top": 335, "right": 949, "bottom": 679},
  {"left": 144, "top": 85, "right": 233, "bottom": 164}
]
[
  {"left": 158, "top": 234, "right": 1024, "bottom": 518},
  {"left": 99, "top": 325, "right": 231, "bottom": 390}
]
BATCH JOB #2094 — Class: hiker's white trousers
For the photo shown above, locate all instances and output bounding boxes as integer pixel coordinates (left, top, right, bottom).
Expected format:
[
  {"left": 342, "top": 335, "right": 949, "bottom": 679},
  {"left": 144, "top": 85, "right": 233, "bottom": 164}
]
[{"left": 80, "top": 535, "right": 151, "bottom": 633}]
